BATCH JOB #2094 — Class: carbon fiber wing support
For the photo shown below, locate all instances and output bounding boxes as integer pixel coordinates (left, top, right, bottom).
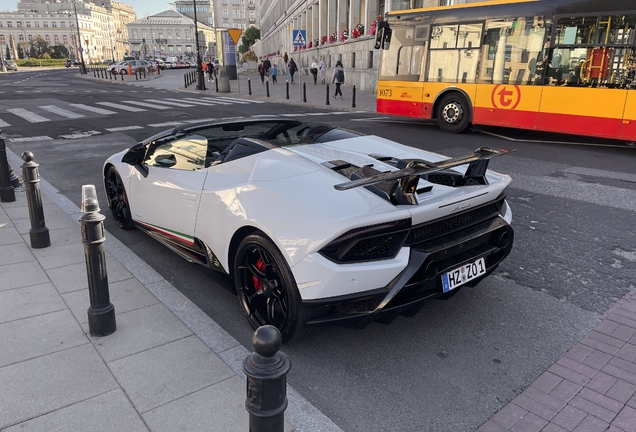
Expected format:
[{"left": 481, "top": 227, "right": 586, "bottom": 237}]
[{"left": 333, "top": 147, "right": 516, "bottom": 192}]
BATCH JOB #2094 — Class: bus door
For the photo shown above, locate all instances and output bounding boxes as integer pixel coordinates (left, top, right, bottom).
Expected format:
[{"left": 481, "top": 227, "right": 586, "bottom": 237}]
[
  {"left": 377, "top": 25, "right": 429, "bottom": 118},
  {"left": 619, "top": 48, "right": 636, "bottom": 141},
  {"left": 473, "top": 16, "right": 548, "bottom": 130},
  {"left": 538, "top": 15, "right": 634, "bottom": 139}
]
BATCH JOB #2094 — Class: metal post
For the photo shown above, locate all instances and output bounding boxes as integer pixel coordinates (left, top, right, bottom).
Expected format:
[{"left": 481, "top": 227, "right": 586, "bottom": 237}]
[
  {"left": 193, "top": 0, "right": 205, "bottom": 91},
  {"left": 215, "top": 77, "right": 219, "bottom": 92},
  {"left": 20, "top": 152, "right": 50, "bottom": 248},
  {"left": 0, "top": 129, "right": 16, "bottom": 203},
  {"left": 303, "top": 82, "right": 307, "bottom": 103},
  {"left": 78, "top": 185, "right": 116, "bottom": 337},
  {"left": 326, "top": 84, "right": 330, "bottom": 105},
  {"left": 248, "top": 78, "right": 252, "bottom": 96},
  {"left": 352, "top": 85, "right": 357, "bottom": 108},
  {"left": 286, "top": 80, "right": 289, "bottom": 99},
  {"left": 121, "top": 71, "right": 124, "bottom": 81},
  {"left": 184, "top": 74, "right": 188, "bottom": 88},
  {"left": 266, "top": 79, "right": 270, "bottom": 97},
  {"left": 143, "top": 67, "right": 146, "bottom": 78},
  {"left": 93, "top": 67, "right": 96, "bottom": 77},
  {"left": 243, "top": 326, "right": 291, "bottom": 432}
]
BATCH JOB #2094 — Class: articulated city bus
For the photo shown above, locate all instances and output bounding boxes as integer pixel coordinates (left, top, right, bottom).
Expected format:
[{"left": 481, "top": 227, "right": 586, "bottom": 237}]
[{"left": 375, "top": 0, "right": 636, "bottom": 141}]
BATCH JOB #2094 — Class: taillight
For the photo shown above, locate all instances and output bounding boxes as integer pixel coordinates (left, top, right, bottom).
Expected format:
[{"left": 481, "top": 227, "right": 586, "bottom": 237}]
[{"left": 319, "top": 218, "right": 410, "bottom": 263}]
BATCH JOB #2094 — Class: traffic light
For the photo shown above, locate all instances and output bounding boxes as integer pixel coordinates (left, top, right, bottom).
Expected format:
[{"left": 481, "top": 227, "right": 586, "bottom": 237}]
[{"left": 142, "top": 38, "right": 146, "bottom": 44}]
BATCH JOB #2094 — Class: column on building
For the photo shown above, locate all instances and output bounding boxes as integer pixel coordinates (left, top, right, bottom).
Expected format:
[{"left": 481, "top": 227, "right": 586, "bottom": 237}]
[
  {"left": 320, "top": 0, "right": 328, "bottom": 44},
  {"left": 312, "top": 2, "right": 319, "bottom": 46},
  {"left": 337, "top": 0, "right": 347, "bottom": 37},
  {"left": 365, "top": 0, "right": 379, "bottom": 34},
  {"left": 306, "top": 8, "right": 312, "bottom": 44},
  {"left": 350, "top": 0, "right": 362, "bottom": 31},
  {"left": 328, "top": 0, "right": 337, "bottom": 37}
]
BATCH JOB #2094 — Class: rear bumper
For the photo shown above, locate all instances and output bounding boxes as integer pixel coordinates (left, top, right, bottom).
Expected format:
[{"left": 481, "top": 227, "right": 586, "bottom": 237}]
[{"left": 302, "top": 216, "right": 513, "bottom": 328}]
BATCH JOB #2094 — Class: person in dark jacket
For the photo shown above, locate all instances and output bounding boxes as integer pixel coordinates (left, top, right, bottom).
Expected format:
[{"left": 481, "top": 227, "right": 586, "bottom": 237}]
[
  {"left": 332, "top": 60, "right": 345, "bottom": 99},
  {"left": 258, "top": 61, "right": 266, "bottom": 84},
  {"left": 288, "top": 58, "right": 298, "bottom": 84}
]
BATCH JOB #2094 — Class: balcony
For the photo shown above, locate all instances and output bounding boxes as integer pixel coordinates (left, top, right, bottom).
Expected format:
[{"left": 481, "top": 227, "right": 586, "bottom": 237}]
[
  {"left": 248, "top": 3, "right": 255, "bottom": 9},
  {"left": 248, "top": 18, "right": 256, "bottom": 23}
]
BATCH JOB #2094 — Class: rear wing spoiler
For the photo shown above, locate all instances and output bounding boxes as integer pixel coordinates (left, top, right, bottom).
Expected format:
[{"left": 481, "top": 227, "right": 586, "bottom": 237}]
[{"left": 334, "top": 147, "right": 516, "bottom": 201}]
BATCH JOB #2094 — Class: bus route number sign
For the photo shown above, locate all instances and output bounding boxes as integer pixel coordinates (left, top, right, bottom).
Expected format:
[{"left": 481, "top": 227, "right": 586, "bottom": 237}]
[{"left": 379, "top": 88, "right": 393, "bottom": 97}]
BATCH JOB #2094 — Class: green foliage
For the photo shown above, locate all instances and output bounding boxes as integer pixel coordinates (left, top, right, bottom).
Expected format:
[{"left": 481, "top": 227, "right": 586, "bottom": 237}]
[
  {"left": 50, "top": 45, "right": 70, "bottom": 59},
  {"left": 15, "top": 58, "right": 67, "bottom": 67},
  {"left": 240, "top": 27, "right": 260, "bottom": 53},
  {"left": 29, "top": 35, "right": 50, "bottom": 58}
]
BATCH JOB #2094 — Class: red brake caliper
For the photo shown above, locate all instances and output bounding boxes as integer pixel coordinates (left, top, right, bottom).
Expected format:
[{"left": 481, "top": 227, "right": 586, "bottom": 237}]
[{"left": 253, "top": 258, "right": 265, "bottom": 291}]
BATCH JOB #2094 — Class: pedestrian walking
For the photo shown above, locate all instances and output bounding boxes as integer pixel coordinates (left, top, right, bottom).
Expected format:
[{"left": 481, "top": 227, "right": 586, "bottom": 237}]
[
  {"left": 310, "top": 59, "right": 318, "bottom": 84},
  {"left": 207, "top": 60, "right": 214, "bottom": 82},
  {"left": 271, "top": 64, "right": 278, "bottom": 84},
  {"left": 319, "top": 57, "right": 327, "bottom": 84},
  {"left": 288, "top": 58, "right": 298, "bottom": 84},
  {"left": 258, "top": 60, "right": 266, "bottom": 84},
  {"left": 264, "top": 58, "right": 271, "bottom": 78},
  {"left": 332, "top": 60, "right": 345, "bottom": 100}
]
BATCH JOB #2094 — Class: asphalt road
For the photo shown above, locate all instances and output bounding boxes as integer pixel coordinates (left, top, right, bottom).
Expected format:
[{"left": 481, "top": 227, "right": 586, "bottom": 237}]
[{"left": 2, "top": 68, "right": 635, "bottom": 432}]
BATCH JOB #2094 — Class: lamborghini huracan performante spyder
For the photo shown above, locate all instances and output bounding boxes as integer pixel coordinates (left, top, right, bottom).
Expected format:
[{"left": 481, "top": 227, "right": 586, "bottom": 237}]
[{"left": 103, "top": 117, "right": 515, "bottom": 342}]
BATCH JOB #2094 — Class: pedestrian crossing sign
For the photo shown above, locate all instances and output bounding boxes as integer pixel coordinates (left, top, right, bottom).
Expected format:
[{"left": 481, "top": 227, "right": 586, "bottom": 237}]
[{"left": 292, "top": 30, "right": 307, "bottom": 47}]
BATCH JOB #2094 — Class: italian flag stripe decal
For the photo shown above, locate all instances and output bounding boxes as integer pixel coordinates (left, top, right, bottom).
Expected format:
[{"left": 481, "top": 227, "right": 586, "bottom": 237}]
[{"left": 136, "top": 221, "right": 195, "bottom": 246}]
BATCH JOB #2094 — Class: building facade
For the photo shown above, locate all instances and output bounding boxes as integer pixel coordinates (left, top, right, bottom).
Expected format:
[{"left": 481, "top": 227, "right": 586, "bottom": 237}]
[
  {"left": 259, "top": 0, "right": 484, "bottom": 92},
  {"left": 3, "top": 0, "right": 137, "bottom": 62},
  {"left": 126, "top": 10, "right": 216, "bottom": 62}
]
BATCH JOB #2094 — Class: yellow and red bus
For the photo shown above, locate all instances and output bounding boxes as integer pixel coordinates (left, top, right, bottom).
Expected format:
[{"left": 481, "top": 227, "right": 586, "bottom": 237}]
[{"left": 375, "top": 0, "right": 636, "bottom": 141}]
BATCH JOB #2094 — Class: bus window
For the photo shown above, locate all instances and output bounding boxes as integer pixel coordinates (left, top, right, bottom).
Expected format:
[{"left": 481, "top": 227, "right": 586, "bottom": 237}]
[
  {"left": 380, "top": 27, "right": 423, "bottom": 81},
  {"left": 479, "top": 17, "right": 549, "bottom": 85},
  {"left": 428, "top": 23, "right": 481, "bottom": 83},
  {"left": 551, "top": 15, "right": 636, "bottom": 88}
]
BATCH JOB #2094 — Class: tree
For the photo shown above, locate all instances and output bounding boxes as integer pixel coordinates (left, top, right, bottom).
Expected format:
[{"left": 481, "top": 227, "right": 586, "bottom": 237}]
[
  {"left": 17, "top": 41, "right": 29, "bottom": 59},
  {"left": 239, "top": 27, "right": 260, "bottom": 54},
  {"left": 5, "top": 46, "right": 10, "bottom": 60},
  {"left": 29, "top": 35, "right": 49, "bottom": 58},
  {"left": 50, "top": 45, "right": 70, "bottom": 59}
]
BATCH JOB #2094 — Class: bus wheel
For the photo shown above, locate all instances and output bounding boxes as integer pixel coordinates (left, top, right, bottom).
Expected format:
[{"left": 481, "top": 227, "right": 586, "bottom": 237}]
[{"left": 437, "top": 93, "right": 471, "bottom": 133}]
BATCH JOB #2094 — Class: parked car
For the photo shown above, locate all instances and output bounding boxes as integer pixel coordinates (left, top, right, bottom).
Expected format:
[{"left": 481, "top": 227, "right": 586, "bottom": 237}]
[
  {"left": 103, "top": 117, "right": 515, "bottom": 343},
  {"left": 107, "top": 60, "right": 148, "bottom": 75},
  {"left": 3, "top": 60, "right": 18, "bottom": 71},
  {"left": 163, "top": 61, "right": 175, "bottom": 69},
  {"left": 175, "top": 61, "right": 187, "bottom": 69}
]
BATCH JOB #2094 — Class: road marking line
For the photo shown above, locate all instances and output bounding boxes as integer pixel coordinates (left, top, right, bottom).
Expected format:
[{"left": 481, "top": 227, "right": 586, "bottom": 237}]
[
  {"left": 278, "top": 114, "right": 303, "bottom": 117},
  {"left": 96, "top": 102, "right": 146, "bottom": 112},
  {"left": 195, "top": 97, "right": 232, "bottom": 105},
  {"left": 148, "top": 121, "right": 184, "bottom": 127},
  {"left": 0, "top": 119, "right": 10, "bottom": 127},
  {"left": 216, "top": 96, "right": 265, "bottom": 104},
  {"left": 184, "top": 118, "right": 219, "bottom": 123},
  {"left": 6, "top": 108, "right": 50, "bottom": 123},
  {"left": 69, "top": 104, "right": 117, "bottom": 115},
  {"left": 9, "top": 136, "right": 53, "bottom": 142},
  {"left": 143, "top": 99, "right": 196, "bottom": 108},
  {"left": 171, "top": 98, "right": 215, "bottom": 106},
  {"left": 304, "top": 112, "right": 332, "bottom": 116},
  {"left": 40, "top": 105, "right": 85, "bottom": 119},
  {"left": 106, "top": 126, "right": 145, "bottom": 132},
  {"left": 121, "top": 100, "right": 170, "bottom": 109}
]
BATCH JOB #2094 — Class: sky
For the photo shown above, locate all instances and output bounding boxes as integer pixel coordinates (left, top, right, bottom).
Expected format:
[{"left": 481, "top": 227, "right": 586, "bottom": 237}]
[{"left": 0, "top": 1, "right": 173, "bottom": 18}]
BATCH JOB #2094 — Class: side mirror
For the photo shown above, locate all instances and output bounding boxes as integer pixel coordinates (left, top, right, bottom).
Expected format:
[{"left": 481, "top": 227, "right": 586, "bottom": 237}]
[
  {"left": 374, "top": 21, "right": 385, "bottom": 50},
  {"left": 122, "top": 143, "right": 146, "bottom": 165},
  {"left": 382, "top": 27, "right": 392, "bottom": 50}
]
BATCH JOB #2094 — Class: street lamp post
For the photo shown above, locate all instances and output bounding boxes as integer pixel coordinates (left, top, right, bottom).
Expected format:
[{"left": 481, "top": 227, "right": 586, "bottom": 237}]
[
  {"left": 73, "top": 0, "right": 87, "bottom": 74},
  {"left": 193, "top": 0, "right": 205, "bottom": 90}
]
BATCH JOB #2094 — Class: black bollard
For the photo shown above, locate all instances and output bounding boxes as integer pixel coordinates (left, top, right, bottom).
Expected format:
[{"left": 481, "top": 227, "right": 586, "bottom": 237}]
[
  {"left": 121, "top": 71, "right": 124, "bottom": 81},
  {"left": 184, "top": 74, "right": 188, "bottom": 88},
  {"left": 248, "top": 78, "right": 252, "bottom": 95},
  {"left": 352, "top": 85, "right": 357, "bottom": 108},
  {"left": 215, "top": 77, "right": 218, "bottom": 92},
  {"left": 326, "top": 84, "right": 330, "bottom": 106},
  {"left": 93, "top": 67, "right": 96, "bottom": 77},
  {"left": 303, "top": 82, "right": 307, "bottom": 103},
  {"left": 143, "top": 68, "right": 146, "bottom": 78},
  {"left": 20, "top": 152, "right": 50, "bottom": 248},
  {"left": 8, "top": 165, "right": 20, "bottom": 188},
  {"left": 286, "top": 81, "right": 289, "bottom": 99},
  {"left": 135, "top": 70, "right": 138, "bottom": 80},
  {"left": 0, "top": 129, "right": 16, "bottom": 202},
  {"left": 78, "top": 184, "right": 116, "bottom": 337},
  {"left": 266, "top": 79, "right": 270, "bottom": 97},
  {"left": 243, "top": 326, "right": 291, "bottom": 432}
]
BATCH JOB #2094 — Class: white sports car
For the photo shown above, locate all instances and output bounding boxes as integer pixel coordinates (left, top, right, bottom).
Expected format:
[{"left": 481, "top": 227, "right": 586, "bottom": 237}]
[{"left": 104, "top": 117, "right": 514, "bottom": 342}]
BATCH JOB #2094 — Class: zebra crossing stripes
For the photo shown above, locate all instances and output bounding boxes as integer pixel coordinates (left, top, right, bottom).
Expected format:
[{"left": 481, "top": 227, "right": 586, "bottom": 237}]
[
  {"left": 120, "top": 100, "right": 171, "bottom": 110},
  {"left": 143, "top": 99, "right": 196, "bottom": 108},
  {"left": 70, "top": 104, "right": 117, "bottom": 115},
  {"left": 96, "top": 102, "right": 146, "bottom": 112},
  {"left": 191, "top": 97, "right": 232, "bottom": 106},
  {"left": 0, "top": 119, "right": 10, "bottom": 127},
  {"left": 164, "top": 98, "right": 212, "bottom": 106},
  {"left": 40, "top": 105, "right": 85, "bottom": 119},
  {"left": 7, "top": 108, "right": 50, "bottom": 123}
]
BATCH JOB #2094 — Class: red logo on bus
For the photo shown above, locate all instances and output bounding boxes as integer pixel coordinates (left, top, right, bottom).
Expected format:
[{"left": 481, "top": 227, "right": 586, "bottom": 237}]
[{"left": 490, "top": 85, "right": 521, "bottom": 110}]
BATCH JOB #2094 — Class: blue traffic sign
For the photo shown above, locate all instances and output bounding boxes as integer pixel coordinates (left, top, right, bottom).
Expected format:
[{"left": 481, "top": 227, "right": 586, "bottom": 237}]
[{"left": 292, "top": 30, "right": 307, "bottom": 47}]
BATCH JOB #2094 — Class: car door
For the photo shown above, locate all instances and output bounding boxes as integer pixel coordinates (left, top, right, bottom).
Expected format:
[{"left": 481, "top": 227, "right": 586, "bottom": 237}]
[{"left": 128, "top": 132, "right": 210, "bottom": 246}]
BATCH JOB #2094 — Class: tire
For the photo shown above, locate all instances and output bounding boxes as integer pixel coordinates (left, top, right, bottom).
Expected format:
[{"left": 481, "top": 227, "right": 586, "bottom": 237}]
[
  {"left": 234, "top": 233, "right": 311, "bottom": 343},
  {"left": 436, "top": 92, "right": 472, "bottom": 134},
  {"left": 104, "top": 166, "right": 134, "bottom": 230}
]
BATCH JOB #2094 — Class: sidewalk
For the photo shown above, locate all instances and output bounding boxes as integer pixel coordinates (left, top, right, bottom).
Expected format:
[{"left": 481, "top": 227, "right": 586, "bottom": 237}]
[
  {"left": 0, "top": 147, "right": 342, "bottom": 432},
  {"left": 80, "top": 68, "right": 378, "bottom": 113}
]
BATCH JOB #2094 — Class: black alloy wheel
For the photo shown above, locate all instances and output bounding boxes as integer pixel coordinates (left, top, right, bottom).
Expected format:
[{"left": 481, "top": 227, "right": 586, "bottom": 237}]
[
  {"left": 436, "top": 92, "right": 472, "bottom": 133},
  {"left": 234, "top": 233, "right": 307, "bottom": 343},
  {"left": 105, "top": 167, "right": 134, "bottom": 229}
]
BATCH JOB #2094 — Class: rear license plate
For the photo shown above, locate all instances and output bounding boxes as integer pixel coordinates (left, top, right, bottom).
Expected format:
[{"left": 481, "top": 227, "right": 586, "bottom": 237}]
[{"left": 441, "top": 257, "right": 486, "bottom": 293}]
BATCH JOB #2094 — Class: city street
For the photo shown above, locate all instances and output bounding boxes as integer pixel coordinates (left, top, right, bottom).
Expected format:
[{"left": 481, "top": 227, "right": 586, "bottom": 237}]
[{"left": 2, "top": 67, "right": 636, "bottom": 432}]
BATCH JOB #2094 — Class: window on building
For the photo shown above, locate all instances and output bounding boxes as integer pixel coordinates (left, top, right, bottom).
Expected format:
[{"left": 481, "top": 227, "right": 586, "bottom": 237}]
[
  {"left": 35, "top": 21, "right": 39, "bottom": 27},
  {"left": 17, "top": 21, "right": 23, "bottom": 27},
  {"left": 223, "top": 10, "right": 228, "bottom": 19},
  {"left": 7, "top": 21, "right": 12, "bottom": 27},
  {"left": 242, "top": 10, "right": 245, "bottom": 19},
  {"left": 63, "top": 35, "right": 68, "bottom": 44},
  {"left": 169, "top": 45, "right": 174, "bottom": 52},
  {"left": 232, "top": 10, "right": 237, "bottom": 19},
  {"left": 45, "top": 35, "right": 50, "bottom": 43},
  {"left": 61, "top": 22, "right": 65, "bottom": 28},
  {"left": 132, "top": 29, "right": 138, "bottom": 38},
  {"left": 54, "top": 35, "right": 59, "bottom": 44},
  {"left": 0, "top": 35, "right": 5, "bottom": 43},
  {"left": 26, "top": 22, "right": 31, "bottom": 27},
  {"left": 222, "top": 0, "right": 227, "bottom": 4},
  {"left": 176, "top": 31, "right": 181, "bottom": 39},
  {"left": 178, "top": 45, "right": 182, "bottom": 51},
  {"left": 43, "top": 22, "right": 47, "bottom": 27},
  {"left": 185, "top": 30, "right": 191, "bottom": 39}
]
